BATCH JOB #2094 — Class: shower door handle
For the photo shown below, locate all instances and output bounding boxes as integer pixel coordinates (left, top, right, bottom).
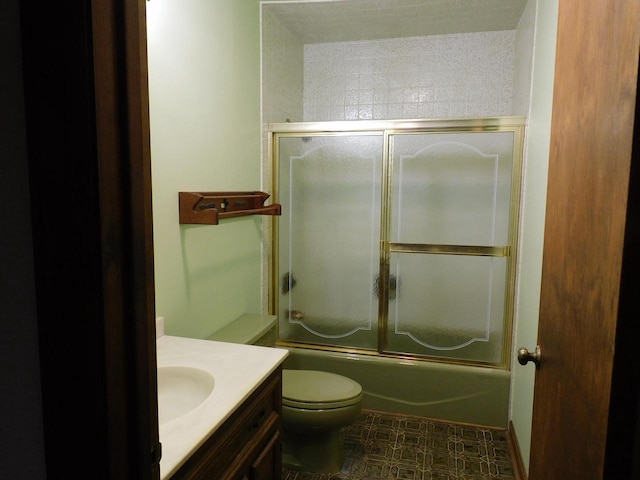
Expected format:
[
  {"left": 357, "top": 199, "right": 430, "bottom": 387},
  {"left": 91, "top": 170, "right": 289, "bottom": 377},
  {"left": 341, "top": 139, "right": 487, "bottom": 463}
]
[
  {"left": 374, "top": 274, "right": 399, "bottom": 300},
  {"left": 517, "top": 345, "right": 541, "bottom": 369}
]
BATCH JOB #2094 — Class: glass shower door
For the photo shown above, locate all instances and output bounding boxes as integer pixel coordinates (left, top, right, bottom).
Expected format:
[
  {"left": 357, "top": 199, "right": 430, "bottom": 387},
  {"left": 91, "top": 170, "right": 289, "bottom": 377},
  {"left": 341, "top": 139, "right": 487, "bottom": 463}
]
[
  {"left": 276, "top": 134, "right": 383, "bottom": 350},
  {"left": 384, "top": 131, "right": 518, "bottom": 363}
]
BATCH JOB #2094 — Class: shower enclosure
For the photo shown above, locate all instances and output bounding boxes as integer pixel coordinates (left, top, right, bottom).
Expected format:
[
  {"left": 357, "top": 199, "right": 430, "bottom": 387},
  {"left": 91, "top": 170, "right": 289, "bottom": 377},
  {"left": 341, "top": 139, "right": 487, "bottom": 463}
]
[{"left": 269, "top": 117, "right": 525, "bottom": 368}]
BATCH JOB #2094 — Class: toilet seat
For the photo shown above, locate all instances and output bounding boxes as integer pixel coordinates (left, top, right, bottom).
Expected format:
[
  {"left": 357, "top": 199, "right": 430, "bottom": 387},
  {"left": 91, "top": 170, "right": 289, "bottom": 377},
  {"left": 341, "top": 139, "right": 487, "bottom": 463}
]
[{"left": 282, "top": 369, "right": 362, "bottom": 410}]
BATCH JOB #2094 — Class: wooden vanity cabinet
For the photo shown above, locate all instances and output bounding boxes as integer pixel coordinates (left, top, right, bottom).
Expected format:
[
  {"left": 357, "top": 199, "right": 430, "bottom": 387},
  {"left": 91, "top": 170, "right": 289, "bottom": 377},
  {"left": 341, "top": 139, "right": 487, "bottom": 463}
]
[{"left": 170, "top": 368, "right": 282, "bottom": 480}]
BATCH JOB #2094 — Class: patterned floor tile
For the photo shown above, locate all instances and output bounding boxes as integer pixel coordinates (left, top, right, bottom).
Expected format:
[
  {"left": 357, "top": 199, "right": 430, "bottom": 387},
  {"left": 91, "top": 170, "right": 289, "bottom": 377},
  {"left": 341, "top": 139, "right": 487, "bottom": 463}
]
[{"left": 282, "top": 410, "right": 516, "bottom": 480}]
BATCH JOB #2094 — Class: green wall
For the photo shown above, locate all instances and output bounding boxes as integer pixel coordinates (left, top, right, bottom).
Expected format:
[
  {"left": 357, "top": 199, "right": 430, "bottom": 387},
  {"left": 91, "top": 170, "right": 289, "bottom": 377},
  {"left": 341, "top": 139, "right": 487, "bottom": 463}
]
[
  {"left": 509, "top": 0, "right": 559, "bottom": 471},
  {"left": 147, "top": 0, "right": 263, "bottom": 338}
]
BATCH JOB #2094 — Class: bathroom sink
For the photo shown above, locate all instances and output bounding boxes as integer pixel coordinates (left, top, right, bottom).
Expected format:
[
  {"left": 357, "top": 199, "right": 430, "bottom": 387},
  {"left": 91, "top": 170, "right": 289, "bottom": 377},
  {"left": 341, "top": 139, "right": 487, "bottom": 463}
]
[{"left": 157, "top": 366, "right": 215, "bottom": 424}]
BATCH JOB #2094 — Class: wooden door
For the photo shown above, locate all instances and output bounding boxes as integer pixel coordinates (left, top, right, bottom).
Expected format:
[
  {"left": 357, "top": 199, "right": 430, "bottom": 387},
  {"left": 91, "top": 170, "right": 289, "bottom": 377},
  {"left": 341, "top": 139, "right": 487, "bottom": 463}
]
[
  {"left": 528, "top": 0, "right": 639, "bottom": 478},
  {"left": 20, "top": 1, "right": 159, "bottom": 478}
]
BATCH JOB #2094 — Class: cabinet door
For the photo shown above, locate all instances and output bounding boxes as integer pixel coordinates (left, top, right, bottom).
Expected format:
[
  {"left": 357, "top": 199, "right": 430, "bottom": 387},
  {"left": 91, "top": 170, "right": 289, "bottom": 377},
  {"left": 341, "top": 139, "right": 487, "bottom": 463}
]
[{"left": 250, "top": 432, "right": 281, "bottom": 480}]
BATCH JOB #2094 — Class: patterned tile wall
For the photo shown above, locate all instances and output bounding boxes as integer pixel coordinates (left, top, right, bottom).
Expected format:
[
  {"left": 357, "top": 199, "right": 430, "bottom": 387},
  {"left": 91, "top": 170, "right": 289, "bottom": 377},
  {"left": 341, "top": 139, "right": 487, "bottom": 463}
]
[
  {"left": 303, "top": 31, "right": 516, "bottom": 122},
  {"left": 262, "top": 9, "right": 304, "bottom": 124},
  {"left": 261, "top": 9, "right": 305, "bottom": 311}
]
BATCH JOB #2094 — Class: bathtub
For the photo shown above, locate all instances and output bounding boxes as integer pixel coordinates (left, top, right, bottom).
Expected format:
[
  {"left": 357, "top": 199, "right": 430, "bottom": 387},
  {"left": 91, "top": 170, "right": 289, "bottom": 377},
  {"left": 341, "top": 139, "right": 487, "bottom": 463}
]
[{"left": 281, "top": 347, "right": 510, "bottom": 428}]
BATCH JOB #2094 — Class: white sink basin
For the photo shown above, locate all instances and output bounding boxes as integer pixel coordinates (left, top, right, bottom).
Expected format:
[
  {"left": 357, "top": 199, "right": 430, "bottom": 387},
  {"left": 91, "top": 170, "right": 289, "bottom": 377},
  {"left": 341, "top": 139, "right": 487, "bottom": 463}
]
[{"left": 157, "top": 366, "right": 215, "bottom": 424}]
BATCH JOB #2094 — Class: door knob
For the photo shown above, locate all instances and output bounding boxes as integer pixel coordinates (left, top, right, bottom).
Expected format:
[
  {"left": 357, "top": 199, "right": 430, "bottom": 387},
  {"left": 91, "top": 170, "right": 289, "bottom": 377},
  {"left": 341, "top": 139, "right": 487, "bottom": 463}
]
[{"left": 517, "top": 345, "right": 541, "bottom": 368}]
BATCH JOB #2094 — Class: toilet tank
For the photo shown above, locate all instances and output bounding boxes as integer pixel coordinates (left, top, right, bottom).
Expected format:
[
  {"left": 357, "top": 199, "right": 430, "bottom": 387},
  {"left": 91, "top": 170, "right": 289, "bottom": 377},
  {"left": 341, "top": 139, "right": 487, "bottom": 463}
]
[{"left": 208, "top": 313, "right": 277, "bottom": 347}]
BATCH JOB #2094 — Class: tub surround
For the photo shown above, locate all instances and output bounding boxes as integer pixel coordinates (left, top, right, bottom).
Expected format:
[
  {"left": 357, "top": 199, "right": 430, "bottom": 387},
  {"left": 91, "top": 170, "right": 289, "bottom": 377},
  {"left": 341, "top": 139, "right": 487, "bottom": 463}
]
[
  {"left": 209, "top": 313, "right": 277, "bottom": 345},
  {"left": 283, "top": 347, "right": 510, "bottom": 428},
  {"left": 157, "top": 333, "right": 287, "bottom": 479}
]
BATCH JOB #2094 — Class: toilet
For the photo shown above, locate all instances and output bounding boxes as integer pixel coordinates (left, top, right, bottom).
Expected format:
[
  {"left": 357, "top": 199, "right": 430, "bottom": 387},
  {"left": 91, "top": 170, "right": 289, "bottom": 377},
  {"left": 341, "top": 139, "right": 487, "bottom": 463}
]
[
  {"left": 281, "top": 369, "right": 362, "bottom": 472},
  {"left": 208, "top": 314, "right": 363, "bottom": 473}
]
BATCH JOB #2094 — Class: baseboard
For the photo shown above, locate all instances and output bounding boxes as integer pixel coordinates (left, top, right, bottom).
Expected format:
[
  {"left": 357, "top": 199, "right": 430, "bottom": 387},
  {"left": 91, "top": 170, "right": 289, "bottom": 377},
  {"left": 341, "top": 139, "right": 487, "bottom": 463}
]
[{"left": 507, "top": 420, "right": 528, "bottom": 480}]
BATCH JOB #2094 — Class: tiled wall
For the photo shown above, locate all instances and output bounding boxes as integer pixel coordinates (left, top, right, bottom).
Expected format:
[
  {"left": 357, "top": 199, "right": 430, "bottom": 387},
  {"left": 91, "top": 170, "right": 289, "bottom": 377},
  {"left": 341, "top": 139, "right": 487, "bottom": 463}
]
[
  {"left": 261, "top": 9, "right": 306, "bottom": 310},
  {"left": 261, "top": 9, "right": 304, "bottom": 123},
  {"left": 303, "top": 31, "right": 516, "bottom": 122}
]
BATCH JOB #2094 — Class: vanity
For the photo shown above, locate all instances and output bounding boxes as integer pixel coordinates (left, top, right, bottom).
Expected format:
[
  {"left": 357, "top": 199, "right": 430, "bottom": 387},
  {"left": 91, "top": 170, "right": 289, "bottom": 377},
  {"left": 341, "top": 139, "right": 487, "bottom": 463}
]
[{"left": 156, "top": 332, "right": 288, "bottom": 479}]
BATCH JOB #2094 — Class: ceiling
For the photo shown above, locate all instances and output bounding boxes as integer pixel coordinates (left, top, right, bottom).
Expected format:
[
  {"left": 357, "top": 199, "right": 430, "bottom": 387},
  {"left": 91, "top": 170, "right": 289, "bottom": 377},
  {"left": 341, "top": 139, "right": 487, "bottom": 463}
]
[{"left": 263, "top": 0, "right": 528, "bottom": 44}]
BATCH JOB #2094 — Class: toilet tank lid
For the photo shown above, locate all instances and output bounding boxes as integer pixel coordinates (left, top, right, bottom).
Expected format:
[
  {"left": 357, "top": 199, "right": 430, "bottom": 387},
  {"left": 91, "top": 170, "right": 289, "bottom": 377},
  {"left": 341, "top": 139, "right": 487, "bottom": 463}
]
[{"left": 282, "top": 369, "right": 362, "bottom": 403}]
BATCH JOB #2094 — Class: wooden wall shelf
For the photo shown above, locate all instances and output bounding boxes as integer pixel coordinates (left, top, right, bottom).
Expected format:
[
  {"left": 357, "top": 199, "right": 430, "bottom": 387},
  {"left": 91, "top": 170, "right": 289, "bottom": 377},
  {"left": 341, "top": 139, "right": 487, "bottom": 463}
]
[{"left": 179, "top": 191, "right": 281, "bottom": 225}]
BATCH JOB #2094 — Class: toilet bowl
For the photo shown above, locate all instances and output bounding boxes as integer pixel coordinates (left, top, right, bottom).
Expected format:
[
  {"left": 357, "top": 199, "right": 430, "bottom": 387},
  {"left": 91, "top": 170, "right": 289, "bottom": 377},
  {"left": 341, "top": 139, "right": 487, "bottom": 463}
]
[{"left": 281, "top": 369, "right": 362, "bottom": 473}]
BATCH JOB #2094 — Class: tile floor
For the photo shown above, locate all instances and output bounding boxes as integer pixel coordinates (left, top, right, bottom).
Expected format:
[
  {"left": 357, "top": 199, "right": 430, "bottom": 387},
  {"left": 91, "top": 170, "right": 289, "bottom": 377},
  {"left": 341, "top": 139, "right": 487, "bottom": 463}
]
[{"left": 282, "top": 410, "right": 516, "bottom": 480}]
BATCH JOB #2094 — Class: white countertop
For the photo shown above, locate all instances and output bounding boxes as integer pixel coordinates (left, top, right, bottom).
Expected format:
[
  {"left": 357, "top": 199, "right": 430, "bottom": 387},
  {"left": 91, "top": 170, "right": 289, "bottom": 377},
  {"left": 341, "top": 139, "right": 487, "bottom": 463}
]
[{"left": 156, "top": 335, "right": 288, "bottom": 479}]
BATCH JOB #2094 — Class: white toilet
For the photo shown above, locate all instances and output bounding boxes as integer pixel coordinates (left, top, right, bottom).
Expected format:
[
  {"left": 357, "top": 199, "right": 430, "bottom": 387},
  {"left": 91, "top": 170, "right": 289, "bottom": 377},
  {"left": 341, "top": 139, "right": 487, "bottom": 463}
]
[
  {"left": 281, "top": 369, "right": 362, "bottom": 472},
  {"left": 208, "top": 314, "right": 363, "bottom": 473}
]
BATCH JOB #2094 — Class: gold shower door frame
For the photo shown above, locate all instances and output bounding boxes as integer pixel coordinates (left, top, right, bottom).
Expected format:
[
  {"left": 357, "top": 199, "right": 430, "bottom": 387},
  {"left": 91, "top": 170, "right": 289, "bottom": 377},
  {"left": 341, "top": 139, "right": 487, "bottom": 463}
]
[{"left": 268, "top": 117, "right": 525, "bottom": 369}]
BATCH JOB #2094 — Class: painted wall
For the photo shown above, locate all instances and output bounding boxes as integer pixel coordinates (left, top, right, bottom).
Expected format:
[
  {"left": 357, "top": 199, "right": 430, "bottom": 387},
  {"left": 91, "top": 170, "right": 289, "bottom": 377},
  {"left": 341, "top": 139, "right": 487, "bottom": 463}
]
[
  {"left": 509, "top": 0, "right": 559, "bottom": 471},
  {"left": 147, "top": 0, "right": 264, "bottom": 338},
  {"left": 512, "top": 0, "right": 536, "bottom": 117}
]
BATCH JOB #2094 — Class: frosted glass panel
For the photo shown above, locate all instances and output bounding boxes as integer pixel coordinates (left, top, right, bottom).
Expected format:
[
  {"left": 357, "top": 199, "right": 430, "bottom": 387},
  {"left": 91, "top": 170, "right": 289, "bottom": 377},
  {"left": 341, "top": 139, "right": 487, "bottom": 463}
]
[
  {"left": 391, "top": 132, "right": 514, "bottom": 246},
  {"left": 278, "top": 135, "right": 383, "bottom": 350},
  {"left": 386, "top": 253, "right": 507, "bottom": 363},
  {"left": 272, "top": 120, "right": 523, "bottom": 366}
]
